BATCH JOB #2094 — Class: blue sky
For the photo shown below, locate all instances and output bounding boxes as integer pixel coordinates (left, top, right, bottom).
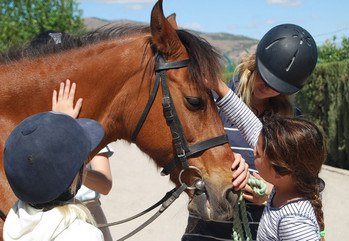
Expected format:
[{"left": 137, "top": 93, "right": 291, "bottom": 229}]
[{"left": 78, "top": 0, "right": 349, "bottom": 46}]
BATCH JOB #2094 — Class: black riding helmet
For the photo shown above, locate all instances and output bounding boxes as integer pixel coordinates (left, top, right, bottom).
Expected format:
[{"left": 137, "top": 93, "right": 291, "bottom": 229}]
[{"left": 256, "top": 24, "right": 318, "bottom": 95}]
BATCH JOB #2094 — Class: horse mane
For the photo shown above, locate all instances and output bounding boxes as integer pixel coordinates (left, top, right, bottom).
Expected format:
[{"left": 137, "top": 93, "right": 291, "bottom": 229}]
[
  {"left": 0, "top": 24, "right": 222, "bottom": 90},
  {"left": 0, "top": 24, "right": 150, "bottom": 63}
]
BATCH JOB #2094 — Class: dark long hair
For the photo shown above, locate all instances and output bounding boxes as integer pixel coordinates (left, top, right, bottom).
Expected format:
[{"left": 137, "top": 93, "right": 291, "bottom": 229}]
[{"left": 261, "top": 114, "right": 327, "bottom": 235}]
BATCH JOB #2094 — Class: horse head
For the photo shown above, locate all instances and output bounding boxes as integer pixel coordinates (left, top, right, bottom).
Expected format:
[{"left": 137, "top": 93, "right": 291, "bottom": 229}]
[
  {"left": 129, "top": 0, "right": 238, "bottom": 220},
  {"left": 0, "top": 0, "right": 238, "bottom": 224}
]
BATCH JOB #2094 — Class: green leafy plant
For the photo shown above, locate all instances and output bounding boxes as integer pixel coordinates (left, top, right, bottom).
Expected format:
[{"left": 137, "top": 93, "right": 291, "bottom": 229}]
[{"left": 0, "top": 0, "right": 84, "bottom": 52}]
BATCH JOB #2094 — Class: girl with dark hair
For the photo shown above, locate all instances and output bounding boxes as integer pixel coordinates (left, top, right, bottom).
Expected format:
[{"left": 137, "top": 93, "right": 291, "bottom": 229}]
[
  {"left": 213, "top": 79, "right": 326, "bottom": 240},
  {"left": 182, "top": 23, "right": 319, "bottom": 241}
]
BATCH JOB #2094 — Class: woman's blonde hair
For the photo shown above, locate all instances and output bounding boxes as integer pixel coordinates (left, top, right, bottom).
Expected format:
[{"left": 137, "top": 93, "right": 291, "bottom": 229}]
[{"left": 234, "top": 52, "right": 294, "bottom": 116}]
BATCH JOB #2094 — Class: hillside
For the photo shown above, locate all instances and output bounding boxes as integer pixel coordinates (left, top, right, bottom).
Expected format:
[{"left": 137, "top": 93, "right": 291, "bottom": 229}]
[{"left": 83, "top": 17, "right": 258, "bottom": 64}]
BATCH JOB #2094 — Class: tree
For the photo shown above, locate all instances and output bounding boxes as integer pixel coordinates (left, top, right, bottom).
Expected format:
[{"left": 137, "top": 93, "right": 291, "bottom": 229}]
[
  {"left": 0, "top": 0, "right": 84, "bottom": 52},
  {"left": 318, "top": 36, "right": 349, "bottom": 63}
]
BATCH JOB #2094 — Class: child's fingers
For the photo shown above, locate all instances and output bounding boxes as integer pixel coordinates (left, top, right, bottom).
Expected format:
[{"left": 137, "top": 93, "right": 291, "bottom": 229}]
[
  {"left": 75, "top": 98, "right": 83, "bottom": 112},
  {"left": 58, "top": 82, "right": 64, "bottom": 100},
  {"left": 253, "top": 172, "right": 262, "bottom": 180},
  {"left": 232, "top": 157, "right": 246, "bottom": 179},
  {"left": 52, "top": 90, "right": 57, "bottom": 110},
  {"left": 72, "top": 98, "right": 83, "bottom": 118},
  {"left": 69, "top": 82, "right": 76, "bottom": 101},
  {"left": 231, "top": 153, "right": 242, "bottom": 171},
  {"left": 232, "top": 165, "right": 248, "bottom": 190},
  {"left": 243, "top": 184, "right": 254, "bottom": 195},
  {"left": 63, "top": 79, "right": 71, "bottom": 99},
  {"left": 242, "top": 193, "right": 254, "bottom": 203}
]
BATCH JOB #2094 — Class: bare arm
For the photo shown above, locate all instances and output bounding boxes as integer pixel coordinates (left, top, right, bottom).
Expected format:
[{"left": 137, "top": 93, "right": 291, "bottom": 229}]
[{"left": 84, "top": 153, "right": 113, "bottom": 195}]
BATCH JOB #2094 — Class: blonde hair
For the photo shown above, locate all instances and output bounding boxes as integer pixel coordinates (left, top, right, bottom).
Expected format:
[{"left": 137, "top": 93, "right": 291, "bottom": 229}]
[
  {"left": 234, "top": 52, "right": 294, "bottom": 116},
  {"left": 57, "top": 169, "right": 96, "bottom": 226},
  {"left": 57, "top": 201, "right": 97, "bottom": 226}
]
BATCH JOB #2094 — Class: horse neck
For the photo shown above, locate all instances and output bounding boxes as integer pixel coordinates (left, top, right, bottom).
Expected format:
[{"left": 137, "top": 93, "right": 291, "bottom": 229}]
[{"left": 0, "top": 35, "right": 155, "bottom": 146}]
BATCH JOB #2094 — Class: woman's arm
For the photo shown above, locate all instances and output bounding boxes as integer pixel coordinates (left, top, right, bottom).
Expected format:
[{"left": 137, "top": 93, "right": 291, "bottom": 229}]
[{"left": 212, "top": 79, "right": 262, "bottom": 149}]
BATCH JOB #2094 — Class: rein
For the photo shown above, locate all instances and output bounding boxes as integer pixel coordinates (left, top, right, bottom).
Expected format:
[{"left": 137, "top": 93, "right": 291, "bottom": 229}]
[{"left": 101, "top": 54, "right": 228, "bottom": 240}]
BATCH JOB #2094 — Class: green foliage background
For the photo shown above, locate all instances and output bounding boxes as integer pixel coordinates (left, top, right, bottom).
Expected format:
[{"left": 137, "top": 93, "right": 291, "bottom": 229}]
[
  {"left": 0, "top": 0, "right": 83, "bottom": 52},
  {"left": 296, "top": 37, "right": 349, "bottom": 169}
]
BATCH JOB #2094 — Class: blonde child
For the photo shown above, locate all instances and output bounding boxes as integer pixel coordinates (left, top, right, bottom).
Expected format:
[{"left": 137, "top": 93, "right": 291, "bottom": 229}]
[{"left": 3, "top": 112, "right": 105, "bottom": 241}]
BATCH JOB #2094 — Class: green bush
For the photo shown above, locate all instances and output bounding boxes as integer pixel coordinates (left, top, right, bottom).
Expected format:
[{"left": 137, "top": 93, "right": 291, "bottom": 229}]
[
  {"left": 0, "top": 0, "right": 83, "bottom": 52},
  {"left": 296, "top": 60, "right": 349, "bottom": 169}
]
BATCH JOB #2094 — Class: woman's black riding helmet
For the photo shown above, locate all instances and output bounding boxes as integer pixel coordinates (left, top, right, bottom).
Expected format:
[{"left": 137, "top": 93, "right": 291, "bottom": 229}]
[{"left": 256, "top": 24, "right": 318, "bottom": 95}]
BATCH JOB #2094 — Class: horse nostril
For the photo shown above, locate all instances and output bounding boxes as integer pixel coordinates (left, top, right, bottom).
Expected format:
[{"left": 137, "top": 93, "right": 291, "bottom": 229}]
[{"left": 225, "top": 188, "right": 238, "bottom": 204}]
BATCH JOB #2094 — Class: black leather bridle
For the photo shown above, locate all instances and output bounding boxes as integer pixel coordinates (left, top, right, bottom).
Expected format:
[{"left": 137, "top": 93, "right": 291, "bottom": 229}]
[
  {"left": 98, "top": 54, "right": 229, "bottom": 240},
  {"left": 131, "top": 53, "right": 228, "bottom": 181}
]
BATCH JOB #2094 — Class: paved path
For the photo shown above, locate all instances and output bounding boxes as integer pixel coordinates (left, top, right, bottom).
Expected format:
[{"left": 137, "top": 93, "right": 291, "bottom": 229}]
[{"left": 101, "top": 141, "right": 349, "bottom": 241}]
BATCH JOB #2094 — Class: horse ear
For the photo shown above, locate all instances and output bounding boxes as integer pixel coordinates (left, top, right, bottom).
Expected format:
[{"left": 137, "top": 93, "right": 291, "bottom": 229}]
[
  {"left": 150, "top": 0, "right": 184, "bottom": 57},
  {"left": 167, "top": 13, "right": 178, "bottom": 30}
]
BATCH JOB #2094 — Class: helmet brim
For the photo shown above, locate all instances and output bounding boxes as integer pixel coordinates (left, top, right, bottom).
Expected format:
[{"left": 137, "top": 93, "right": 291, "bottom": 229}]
[
  {"left": 76, "top": 118, "right": 104, "bottom": 152},
  {"left": 257, "top": 57, "right": 300, "bottom": 95}
]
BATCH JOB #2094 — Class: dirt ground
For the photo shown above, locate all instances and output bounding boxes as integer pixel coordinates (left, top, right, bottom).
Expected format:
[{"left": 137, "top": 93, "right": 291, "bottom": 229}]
[{"left": 100, "top": 140, "right": 349, "bottom": 241}]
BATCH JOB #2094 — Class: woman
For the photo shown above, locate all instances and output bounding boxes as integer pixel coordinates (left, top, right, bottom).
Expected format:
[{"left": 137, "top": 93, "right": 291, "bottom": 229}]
[{"left": 182, "top": 23, "right": 318, "bottom": 241}]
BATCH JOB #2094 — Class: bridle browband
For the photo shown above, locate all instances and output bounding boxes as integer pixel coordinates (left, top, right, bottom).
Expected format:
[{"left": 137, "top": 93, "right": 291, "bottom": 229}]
[
  {"left": 102, "top": 53, "right": 229, "bottom": 241},
  {"left": 131, "top": 53, "right": 228, "bottom": 178}
]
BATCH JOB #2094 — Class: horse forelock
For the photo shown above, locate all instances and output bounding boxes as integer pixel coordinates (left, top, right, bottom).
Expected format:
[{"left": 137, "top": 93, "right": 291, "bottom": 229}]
[
  {"left": 176, "top": 30, "right": 223, "bottom": 91},
  {"left": 0, "top": 24, "right": 151, "bottom": 64}
]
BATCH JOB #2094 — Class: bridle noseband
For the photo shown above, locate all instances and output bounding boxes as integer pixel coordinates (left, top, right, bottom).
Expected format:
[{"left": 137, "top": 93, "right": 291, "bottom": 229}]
[{"left": 131, "top": 53, "right": 228, "bottom": 185}]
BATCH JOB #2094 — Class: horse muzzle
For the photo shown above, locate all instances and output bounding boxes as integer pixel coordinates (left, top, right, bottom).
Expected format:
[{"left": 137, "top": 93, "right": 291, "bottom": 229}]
[{"left": 187, "top": 179, "right": 239, "bottom": 221}]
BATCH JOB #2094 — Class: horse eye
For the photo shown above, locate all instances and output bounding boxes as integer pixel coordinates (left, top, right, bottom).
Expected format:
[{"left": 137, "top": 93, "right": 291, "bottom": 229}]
[{"left": 185, "top": 96, "right": 204, "bottom": 109}]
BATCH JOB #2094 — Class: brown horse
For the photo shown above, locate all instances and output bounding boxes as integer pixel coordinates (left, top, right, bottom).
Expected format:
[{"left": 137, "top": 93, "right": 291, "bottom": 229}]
[{"left": 0, "top": 0, "right": 237, "bottom": 237}]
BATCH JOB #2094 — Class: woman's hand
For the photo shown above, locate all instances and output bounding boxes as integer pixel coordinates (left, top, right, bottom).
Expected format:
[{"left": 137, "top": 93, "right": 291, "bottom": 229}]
[
  {"left": 52, "top": 79, "right": 83, "bottom": 118},
  {"left": 204, "top": 78, "right": 231, "bottom": 98},
  {"left": 231, "top": 153, "right": 250, "bottom": 191},
  {"left": 243, "top": 172, "right": 273, "bottom": 205}
]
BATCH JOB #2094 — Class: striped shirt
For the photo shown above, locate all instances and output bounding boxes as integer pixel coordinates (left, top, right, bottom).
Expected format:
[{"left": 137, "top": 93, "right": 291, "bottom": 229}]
[
  {"left": 217, "top": 90, "right": 320, "bottom": 240},
  {"left": 216, "top": 89, "right": 263, "bottom": 150},
  {"left": 257, "top": 189, "right": 320, "bottom": 241}
]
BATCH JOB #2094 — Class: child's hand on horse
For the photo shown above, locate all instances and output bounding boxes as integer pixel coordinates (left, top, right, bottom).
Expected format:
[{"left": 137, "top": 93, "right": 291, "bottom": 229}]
[
  {"left": 52, "top": 79, "right": 83, "bottom": 118},
  {"left": 231, "top": 153, "right": 250, "bottom": 191},
  {"left": 243, "top": 172, "right": 273, "bottom": 205}
]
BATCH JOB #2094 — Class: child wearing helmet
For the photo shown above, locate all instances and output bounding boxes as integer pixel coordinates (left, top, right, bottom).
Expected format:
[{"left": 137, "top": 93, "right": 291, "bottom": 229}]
[
  {"left": 182, "top": 24, "right": 319, "bottom": 241},
  {"left": 3, "top": 112, "right": 105, "bottom": 241}
]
